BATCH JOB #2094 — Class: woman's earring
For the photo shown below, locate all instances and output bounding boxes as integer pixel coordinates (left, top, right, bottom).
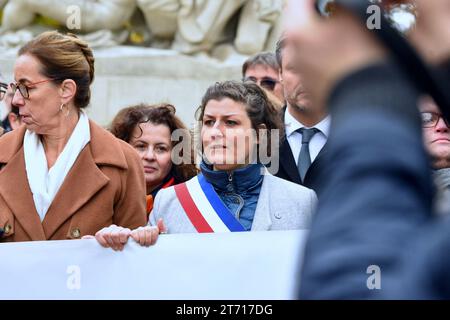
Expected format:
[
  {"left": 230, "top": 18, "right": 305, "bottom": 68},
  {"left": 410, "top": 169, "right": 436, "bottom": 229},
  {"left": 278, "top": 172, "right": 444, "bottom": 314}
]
[{"left": 60, "top": 103, "right": 70, "bottom": 117}]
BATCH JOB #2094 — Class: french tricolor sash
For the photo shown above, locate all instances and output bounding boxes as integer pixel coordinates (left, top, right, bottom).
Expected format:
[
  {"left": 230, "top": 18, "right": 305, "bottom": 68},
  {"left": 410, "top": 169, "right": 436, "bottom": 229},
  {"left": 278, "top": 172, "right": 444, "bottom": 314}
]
[{"left": 174, "top": 175, "right": 246, "bottom": 233}]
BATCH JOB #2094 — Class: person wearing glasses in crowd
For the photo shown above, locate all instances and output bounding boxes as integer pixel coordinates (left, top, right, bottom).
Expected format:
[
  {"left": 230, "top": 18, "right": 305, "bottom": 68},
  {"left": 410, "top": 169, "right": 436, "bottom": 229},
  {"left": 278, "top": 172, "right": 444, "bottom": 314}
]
[
  {"left": 93, "top": 81, "right": 317, "bottom": 250},
  {"left": 109, "top": 103, "right": 198, "bottom": 215},
  {"left": 0, "top": 81, "right": 8, "bottom": 136},
  {"left": 0, "top": 31, "right": 147, "bottom": 242},
  {"left": 420, "top": 97, "right": 450, "bottom": 216},
  {"left": 242, "top": 52, "right": 285, "bottom": 106},
  {"left": 0, "top": 84, "right": 22, "bottom": 135},
  {"left": 5, "top": 102, "right": 22, "bottom": 132},
  {"left": 0, "top": 82, "right": 6, "bottom": 100}
]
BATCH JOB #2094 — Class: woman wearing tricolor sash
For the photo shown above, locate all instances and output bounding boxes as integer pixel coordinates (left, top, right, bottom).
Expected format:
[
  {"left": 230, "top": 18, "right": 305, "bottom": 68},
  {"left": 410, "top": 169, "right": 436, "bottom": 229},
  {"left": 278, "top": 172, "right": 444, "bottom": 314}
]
[{"left": 94, "top": 81, "right": 317, "bottom": 250}]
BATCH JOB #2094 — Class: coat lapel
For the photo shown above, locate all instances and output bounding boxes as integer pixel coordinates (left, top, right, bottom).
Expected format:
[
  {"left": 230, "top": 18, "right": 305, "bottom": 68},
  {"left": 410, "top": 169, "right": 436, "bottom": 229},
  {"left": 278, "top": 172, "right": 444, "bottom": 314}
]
[
  {"left": 251, "top": 173, "right": 272, "bottom": 231},
  {"left": 305, "top": 142, "right": 328, "bottom": 181},
  {"left": 279, "top": 107, "right": 302, "bottom": 184},
  {"left": 42, "top": 145, "right": 109, "bottom": 238},
  {"left": 0, "top": 149, "right": 46, "bottom": 240},
  {"left": 279, "top": 138, "right": 302, "bottom": 184},
  {"left": 0, "top": 121, "right": 128, "bottom": 240},
  {"left": 313, "top": 142, "right": 328, "bottom": 165},
  {"left": 41, "top": 121, "right": 125, "bottom": 239}
]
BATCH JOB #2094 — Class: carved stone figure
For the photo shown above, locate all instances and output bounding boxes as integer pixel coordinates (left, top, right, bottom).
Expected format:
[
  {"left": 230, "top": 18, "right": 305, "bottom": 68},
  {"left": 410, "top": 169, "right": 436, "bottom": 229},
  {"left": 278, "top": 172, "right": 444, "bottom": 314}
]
[
  {"left": 172, "top": 0, "right": 247, "bottom": 54},
  {"left": 0, "top": 0, "right": 285, "bottom": 57},
  {"left": 137, "top": 0, "right": 179, "bottom": 39},
  {"left": 1, "top": 0, "right": 137, "bottom": 32},
  {"left": 235, "top": 0, "right": 285, "bottom": 55}
]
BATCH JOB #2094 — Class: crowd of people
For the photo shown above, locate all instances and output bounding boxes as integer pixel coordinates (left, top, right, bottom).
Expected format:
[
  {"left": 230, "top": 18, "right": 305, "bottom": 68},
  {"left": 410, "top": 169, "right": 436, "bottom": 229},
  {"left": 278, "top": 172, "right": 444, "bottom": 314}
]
[
  {"left": 1, "top": 0, "right": 450, "bottom": 298},
  {"left": 0, "top": 29, "right": 320, "bottom": 244}
]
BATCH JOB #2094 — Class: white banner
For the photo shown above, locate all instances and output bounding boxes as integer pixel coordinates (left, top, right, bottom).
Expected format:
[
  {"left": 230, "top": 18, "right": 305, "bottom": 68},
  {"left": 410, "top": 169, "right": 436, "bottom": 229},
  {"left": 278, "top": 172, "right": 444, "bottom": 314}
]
[{"left": 0, "top": 230, "right": 308, "bottom": 300}]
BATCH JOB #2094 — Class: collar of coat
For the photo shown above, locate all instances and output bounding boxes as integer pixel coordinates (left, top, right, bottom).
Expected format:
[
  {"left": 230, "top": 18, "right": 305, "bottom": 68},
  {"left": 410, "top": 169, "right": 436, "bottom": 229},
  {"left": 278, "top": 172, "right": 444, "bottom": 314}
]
[
  {"left": 0, "top": 120, "right": 128, "bottom": 170},
  {"left": 0, "top": 120, "right": 132, "bottom": 241}
]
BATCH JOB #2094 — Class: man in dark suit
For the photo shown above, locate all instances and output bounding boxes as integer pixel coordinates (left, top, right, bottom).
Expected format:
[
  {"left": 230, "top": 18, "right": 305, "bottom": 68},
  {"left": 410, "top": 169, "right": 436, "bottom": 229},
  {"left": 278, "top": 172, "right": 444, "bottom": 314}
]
[{"left": 273, "top": 33, "right": 330, "bottom": 193}]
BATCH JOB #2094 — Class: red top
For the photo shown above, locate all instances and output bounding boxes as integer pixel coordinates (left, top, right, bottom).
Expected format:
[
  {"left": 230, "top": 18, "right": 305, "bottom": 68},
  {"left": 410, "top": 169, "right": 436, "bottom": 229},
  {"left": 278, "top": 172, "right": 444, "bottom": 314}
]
[{"left": 146, "top": 177, "right": 175, "bottom": 214}]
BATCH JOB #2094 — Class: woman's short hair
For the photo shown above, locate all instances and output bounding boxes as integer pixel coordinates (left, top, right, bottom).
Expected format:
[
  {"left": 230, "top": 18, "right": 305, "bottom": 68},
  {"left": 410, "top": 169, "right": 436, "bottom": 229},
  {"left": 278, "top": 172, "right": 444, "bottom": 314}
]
[
  {"left": 110, "top": 103, "right": 198, "bottom": 182},
  {"left": 18, "top": 31, "right": 95, "bottom": 109},
  {"left": 196, "top": 80, "right": 284, "bottom": 157}
]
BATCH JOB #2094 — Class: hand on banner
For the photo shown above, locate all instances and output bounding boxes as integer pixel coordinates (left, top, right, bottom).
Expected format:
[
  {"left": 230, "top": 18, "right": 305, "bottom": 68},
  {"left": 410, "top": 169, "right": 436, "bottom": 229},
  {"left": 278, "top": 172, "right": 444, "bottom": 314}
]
[
  {"left": 130, "top": 219, "right": 165, "bottom": 247},
  {"left": 130, "top": 218, "right": 167, "bottom": 247},
  {"left": 82, "top": 219, "right": 167, "bottom": 250},
  {"left": 89, "top": 224, "right": 132, "bottom": 251}
]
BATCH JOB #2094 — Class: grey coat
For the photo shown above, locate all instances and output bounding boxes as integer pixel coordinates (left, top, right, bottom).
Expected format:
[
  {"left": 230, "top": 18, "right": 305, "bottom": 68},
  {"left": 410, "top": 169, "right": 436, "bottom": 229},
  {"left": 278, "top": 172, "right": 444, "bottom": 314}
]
[{"left": 149, "top": 173, "right": 317, "bottom": 233}]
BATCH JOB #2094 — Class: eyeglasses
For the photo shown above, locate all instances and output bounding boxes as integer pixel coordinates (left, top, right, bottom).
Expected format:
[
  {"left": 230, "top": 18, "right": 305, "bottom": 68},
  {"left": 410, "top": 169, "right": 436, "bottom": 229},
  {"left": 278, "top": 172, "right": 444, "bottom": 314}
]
[
  {"left": 243, "top": 77, "right": 279, "bottom": 91},
  {"left": 0, "top": 82, "right": 7, "bottom": 101},
  {"left": 10, "top": 78, "right": 55, "bottom": 99},
  {"left": 420, "top": 112, "right": 450, "bottom": 128}
]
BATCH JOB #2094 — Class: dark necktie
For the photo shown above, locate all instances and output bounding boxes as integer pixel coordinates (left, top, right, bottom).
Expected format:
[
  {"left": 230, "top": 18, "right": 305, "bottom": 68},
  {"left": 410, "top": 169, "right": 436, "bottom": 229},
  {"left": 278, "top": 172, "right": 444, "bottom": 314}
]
[{"left": 297, "top": 127, "right": 319, "bottom": 182}]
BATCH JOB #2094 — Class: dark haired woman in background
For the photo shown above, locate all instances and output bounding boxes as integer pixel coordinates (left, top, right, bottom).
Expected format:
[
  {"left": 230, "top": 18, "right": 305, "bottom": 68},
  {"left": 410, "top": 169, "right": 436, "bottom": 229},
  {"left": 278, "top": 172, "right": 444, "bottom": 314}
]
[{"left": 110, "top": 103, "right": 198, "bottom": 215}]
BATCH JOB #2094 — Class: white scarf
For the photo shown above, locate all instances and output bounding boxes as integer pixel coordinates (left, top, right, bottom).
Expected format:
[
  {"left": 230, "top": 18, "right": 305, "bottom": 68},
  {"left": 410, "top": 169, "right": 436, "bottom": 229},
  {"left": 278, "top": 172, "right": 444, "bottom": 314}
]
[{"left": 24, "top": 111, "right": 91, "bottom": 221}]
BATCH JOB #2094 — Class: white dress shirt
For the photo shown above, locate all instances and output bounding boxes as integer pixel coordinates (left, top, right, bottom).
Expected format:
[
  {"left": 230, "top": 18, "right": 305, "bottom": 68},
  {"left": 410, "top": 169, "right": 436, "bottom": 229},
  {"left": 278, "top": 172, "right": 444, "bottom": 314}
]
[{"left": 284, "top": 109, "right": 330, "bottom": 165}]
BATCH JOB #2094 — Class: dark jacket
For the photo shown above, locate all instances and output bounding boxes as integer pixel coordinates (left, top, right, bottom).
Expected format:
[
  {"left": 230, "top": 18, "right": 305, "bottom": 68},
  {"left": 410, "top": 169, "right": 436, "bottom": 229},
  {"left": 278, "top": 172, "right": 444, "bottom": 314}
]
[
  {"left": 298, "top": 61, "right": 441, "bottom": 299},
  {"left": 274, "top": 107, "right": 328, "bottom": 195},
  {"left": 1, "top": 117, "right": 11, "bottom": 134}
]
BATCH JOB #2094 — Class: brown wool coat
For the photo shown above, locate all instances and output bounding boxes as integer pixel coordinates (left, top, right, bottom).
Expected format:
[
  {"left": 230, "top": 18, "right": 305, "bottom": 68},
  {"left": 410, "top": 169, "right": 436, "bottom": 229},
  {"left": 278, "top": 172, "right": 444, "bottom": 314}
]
[{"left": 0, "top": 120, "right": 147, "bottom": 242}]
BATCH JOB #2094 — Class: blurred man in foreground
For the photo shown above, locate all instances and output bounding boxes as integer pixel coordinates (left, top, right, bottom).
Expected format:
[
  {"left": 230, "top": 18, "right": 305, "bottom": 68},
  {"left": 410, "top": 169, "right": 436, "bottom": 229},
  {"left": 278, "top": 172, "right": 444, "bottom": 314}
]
[{"left": 287, "top": 0, "right": 450, "bottom": 299}]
